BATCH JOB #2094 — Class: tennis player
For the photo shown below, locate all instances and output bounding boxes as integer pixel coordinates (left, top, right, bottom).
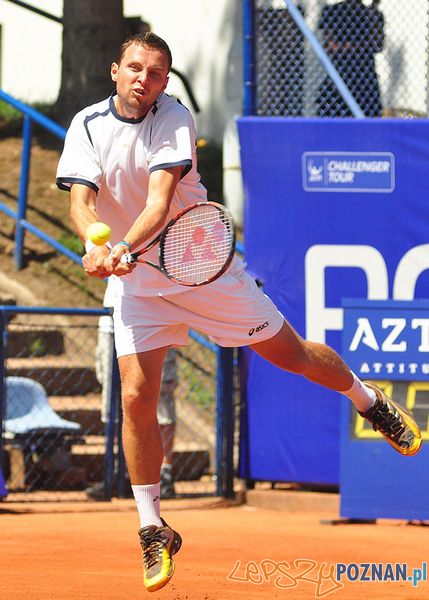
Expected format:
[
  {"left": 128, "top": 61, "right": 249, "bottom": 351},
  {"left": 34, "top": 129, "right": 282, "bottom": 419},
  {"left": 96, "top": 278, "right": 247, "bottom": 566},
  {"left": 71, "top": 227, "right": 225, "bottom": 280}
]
[{"left": 56, "top": 32, "right": 422, "bottom": 593}]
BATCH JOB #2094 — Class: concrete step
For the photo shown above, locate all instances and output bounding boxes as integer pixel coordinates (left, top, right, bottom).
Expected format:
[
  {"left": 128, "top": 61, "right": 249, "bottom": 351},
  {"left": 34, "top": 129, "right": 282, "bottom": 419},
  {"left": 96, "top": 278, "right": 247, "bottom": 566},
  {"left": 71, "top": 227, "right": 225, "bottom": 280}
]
[
  {"left": 0, "top": 293, "right": 16, "bottom": 308},
  {"left": 50, "top": 395, "right": 213, "bottom": 478},
  {"left": 3, "top": 431, "right": 211, "bottom": 491},
  {"left": 4, "top": 441, "right": 88, "bottom": 491},
  {"left": 71, "top": 438, "right": 210, "bottom": 483},
  {"left": 50, "top": 394, "right": 105, "bottom": 435},
  {"left": 6, "top": 326, "right": 65, "bottom": 357},
  {"left": 245, "top": 484, "right": 339, "bottom": 515},
  {"left": 6, "top": 357, "right": 100, "bottom": 395}
]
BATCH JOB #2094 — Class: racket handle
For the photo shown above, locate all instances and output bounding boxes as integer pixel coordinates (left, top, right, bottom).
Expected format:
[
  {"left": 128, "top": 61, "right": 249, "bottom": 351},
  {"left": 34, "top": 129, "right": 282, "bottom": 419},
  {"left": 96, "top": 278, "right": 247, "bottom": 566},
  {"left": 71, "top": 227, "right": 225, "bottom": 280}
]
[{"left": 120, "top": 253, "right": 137, "bottom": 264}]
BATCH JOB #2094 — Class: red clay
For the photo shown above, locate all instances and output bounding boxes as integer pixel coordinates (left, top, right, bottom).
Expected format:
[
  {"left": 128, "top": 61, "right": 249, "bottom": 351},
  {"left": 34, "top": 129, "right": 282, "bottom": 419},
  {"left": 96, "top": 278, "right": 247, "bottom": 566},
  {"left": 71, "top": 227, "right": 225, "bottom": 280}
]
[{"left": 0, "top": 495, "right": 428, "bottom": 600}]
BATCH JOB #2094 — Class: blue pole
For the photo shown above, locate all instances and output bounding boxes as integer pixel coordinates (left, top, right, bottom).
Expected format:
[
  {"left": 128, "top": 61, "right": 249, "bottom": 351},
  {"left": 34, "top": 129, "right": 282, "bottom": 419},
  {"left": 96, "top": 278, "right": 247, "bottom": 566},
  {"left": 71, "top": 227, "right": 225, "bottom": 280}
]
[
  {"left": 15, "top": 115, "right": 32, "bottom": 269},
  {"left": 104, "top": 349, "right": 119, "bottom": 501},
  {"left": 216, "top": 346, "right": 235, "bottom": 498},
  {"left": 0, "top": 311, "right": 6, "bottom": 462},
  {"left": 242, "top": 0, "right": 256, "bottom": 116},
  {"left": 0, "top": 306, "right": 110, "bottom": 317}
]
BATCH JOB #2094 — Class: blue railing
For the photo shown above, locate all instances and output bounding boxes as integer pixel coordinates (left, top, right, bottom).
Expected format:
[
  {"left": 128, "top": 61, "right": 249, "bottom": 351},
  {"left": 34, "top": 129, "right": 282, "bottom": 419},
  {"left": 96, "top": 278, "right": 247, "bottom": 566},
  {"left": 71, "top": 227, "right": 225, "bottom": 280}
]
[{"left": 0, "top": 90, "right": 81, "bottom": 269}]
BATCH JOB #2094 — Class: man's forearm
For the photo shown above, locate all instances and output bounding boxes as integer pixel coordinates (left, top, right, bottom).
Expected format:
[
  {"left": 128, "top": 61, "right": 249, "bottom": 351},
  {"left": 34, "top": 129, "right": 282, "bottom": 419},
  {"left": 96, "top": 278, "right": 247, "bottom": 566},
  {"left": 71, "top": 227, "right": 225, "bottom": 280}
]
[
  {"left": 70, "top": 184, "right": 99, "bottom": 241},
  {"left": 122, "top": 201, "right": 170, "bottom": 250}
]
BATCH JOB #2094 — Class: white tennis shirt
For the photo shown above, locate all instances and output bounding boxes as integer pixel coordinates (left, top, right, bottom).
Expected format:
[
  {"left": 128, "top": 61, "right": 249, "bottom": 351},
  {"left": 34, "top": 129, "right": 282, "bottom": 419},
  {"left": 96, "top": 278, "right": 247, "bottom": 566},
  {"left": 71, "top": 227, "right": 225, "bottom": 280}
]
[{"left": 56, "top": 92, "right": 208, "bottom": 296}]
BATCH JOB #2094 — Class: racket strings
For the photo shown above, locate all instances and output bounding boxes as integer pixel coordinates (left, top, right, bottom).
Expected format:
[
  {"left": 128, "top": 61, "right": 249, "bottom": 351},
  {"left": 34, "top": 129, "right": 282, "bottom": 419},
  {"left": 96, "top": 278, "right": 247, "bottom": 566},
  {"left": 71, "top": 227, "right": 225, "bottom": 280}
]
[{"left": 162, "top": 205, "right": 234, "bottom": 284}]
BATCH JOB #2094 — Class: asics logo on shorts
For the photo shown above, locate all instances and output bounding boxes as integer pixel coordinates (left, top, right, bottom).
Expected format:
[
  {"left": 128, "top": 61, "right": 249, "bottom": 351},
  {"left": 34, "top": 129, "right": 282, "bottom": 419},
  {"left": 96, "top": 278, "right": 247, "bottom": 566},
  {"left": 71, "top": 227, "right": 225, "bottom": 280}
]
[{"left": 248, "top": 321, "right": 269, "bottom": 336}]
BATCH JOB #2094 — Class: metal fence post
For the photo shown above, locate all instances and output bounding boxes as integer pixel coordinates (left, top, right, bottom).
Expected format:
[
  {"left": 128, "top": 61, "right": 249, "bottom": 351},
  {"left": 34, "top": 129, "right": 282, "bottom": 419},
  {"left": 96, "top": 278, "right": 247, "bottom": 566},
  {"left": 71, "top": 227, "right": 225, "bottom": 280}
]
[
  {"left": 216, "top": 346, "right": 235, "bottom": 498},
  {"left": 0, "top": 310, "right": 6, "bottom": 463},
  {"left": 15, "top": 115, "right": 33, "bottom": 270},
  {"left": 103, "top": 341, "right": 119, "bottom": 501},
  {"left": 243, "top": 0, "right": 256, "bottom": 116}
]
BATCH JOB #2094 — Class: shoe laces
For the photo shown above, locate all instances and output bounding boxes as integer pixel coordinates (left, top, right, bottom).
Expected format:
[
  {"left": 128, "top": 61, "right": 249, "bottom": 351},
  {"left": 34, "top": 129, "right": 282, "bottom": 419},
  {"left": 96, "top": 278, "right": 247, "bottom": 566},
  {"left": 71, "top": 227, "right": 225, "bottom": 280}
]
[
  {"left": 371, "top": 400, "right": 405, "bottom": 440},
  {"left": 141, "top": 528, "right": 168, "bottom": 570}
]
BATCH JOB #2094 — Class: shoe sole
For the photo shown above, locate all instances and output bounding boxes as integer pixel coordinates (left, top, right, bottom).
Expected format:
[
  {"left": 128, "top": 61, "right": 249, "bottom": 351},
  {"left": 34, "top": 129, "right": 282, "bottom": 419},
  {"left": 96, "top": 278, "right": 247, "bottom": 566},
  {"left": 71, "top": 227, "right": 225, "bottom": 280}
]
[
  {"left": 144, "top": 525, "right": 182, "bottom": 592},
  {"left": 364, "top": 381, "right": 422, "bottom": 456},
  {"left": 388, "top": 400, "right": 422, "bottom": 456},
  {"left": 145, "top": 561, "right": 175, "bottom": 593}
]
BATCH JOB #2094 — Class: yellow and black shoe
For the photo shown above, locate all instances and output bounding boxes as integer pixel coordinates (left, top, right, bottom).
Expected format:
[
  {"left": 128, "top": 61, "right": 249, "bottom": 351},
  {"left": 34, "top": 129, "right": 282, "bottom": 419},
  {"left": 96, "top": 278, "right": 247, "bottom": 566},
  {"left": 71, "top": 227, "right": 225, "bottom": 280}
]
[
  {"left": 138, "top": 518, "right": 182, "bottom": 592},
  {"left": 360, "top": 381, "right": 422, "bottom": 456}
]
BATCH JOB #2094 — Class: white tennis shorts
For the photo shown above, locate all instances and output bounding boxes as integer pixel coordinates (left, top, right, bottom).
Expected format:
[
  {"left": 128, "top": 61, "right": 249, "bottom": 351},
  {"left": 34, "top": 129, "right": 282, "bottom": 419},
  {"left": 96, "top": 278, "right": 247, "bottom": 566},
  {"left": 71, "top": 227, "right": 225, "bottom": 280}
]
[{"left": 112, "top": 257, "right": 284, "bottom": 357}]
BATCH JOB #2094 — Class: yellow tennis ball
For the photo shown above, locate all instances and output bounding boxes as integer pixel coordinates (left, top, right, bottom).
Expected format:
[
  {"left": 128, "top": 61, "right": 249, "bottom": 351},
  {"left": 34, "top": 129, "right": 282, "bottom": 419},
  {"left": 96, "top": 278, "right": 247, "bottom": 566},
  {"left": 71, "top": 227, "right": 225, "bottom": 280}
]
[{"left": 86, "top": 222, "right": 111, "bottom": 245}]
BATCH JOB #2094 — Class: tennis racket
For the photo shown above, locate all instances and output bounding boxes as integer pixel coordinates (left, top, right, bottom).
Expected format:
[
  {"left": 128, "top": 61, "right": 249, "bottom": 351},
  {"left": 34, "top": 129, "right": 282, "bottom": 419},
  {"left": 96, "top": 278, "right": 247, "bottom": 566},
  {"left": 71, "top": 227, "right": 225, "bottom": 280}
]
[{"left": 120, "top": 201, "right": 236, "bottom": 286}]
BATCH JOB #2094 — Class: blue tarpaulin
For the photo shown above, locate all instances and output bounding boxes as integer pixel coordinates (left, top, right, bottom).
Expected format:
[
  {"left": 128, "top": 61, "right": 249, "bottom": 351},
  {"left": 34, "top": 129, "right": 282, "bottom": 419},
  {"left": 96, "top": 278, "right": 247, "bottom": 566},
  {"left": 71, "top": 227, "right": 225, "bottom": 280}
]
[{"left": 238, "top": 117, "right": 429, "bottom": 485}]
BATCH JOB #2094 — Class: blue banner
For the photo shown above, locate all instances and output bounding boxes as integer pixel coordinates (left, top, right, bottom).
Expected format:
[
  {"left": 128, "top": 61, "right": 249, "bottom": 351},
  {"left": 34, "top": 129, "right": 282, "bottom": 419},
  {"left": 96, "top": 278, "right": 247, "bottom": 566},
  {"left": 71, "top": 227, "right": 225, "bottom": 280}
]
[
  {"left": 238, "top": 117, "right": 429, "bottom": 485},
  {"left": 342, "top": 299, "right": 429, "bottom": 380},
  {"left": 340, "top": 299, "right": 429, "bottom": 520}
]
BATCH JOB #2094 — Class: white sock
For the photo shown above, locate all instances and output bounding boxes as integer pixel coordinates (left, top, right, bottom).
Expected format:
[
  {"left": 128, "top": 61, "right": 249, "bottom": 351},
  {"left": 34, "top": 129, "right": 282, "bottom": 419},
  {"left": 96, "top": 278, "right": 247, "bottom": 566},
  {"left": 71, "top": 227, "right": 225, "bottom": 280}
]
[
  {"left": 342, "top": 372, "right": 377, "bottom": 413},
  {"left": 132, "top": 483, "right": 163, "bottom": 528}
]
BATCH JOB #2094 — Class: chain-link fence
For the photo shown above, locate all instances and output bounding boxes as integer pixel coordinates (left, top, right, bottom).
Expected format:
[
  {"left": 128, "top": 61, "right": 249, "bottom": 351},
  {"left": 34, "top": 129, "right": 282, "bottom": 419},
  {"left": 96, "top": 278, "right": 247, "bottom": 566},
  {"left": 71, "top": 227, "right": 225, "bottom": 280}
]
[
  {"left": 254, "top": 0, "right": 429, "bottom": 118},
  {"left": 0, "top": 308, "right": 227, "bottom": 501}
]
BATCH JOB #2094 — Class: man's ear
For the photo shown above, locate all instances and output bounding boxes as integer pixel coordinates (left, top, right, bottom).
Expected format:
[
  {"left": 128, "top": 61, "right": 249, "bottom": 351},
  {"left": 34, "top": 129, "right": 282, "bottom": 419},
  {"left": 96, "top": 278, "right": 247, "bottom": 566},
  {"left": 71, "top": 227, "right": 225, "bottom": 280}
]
[
  {"left": 111, "top": 62, "right": 119, "bottom": 82},
  {"left": 161, "top": 75, "right": 169, "bottom": 94}
]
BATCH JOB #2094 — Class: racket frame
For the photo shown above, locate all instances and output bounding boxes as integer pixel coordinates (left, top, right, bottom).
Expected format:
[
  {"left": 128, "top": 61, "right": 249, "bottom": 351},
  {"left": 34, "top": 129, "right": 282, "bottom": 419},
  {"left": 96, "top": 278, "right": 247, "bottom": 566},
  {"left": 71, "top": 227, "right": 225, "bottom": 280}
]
[{"left": 122, "top": 201, "right": 236, "bottom": 286}]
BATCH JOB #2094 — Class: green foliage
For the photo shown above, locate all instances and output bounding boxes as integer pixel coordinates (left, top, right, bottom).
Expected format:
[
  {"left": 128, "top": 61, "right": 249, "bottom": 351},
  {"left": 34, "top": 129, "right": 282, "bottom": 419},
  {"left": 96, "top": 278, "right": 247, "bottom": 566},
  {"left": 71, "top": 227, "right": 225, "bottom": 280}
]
[
  {"left": 0, "top": 100, "right": 22, "bottom": 123},
  {"left": 29, "top": 336, "right": 47, "bottom": 357},
  {"left": 0, "top": 100, "right": 54, "bottom": 137},
  {"left": 57, "top": 232, "right": 84, "bottom": 255},
  {"left": 179, "top": 358, "right": 215, "bottom": 410}
]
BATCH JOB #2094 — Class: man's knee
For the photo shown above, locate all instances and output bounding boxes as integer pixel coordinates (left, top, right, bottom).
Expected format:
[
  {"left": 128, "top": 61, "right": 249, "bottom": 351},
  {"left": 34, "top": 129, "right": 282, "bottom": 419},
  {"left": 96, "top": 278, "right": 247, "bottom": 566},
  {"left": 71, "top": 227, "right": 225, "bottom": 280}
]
[{"left": 122, "top": 385, "right": 158, "bottom": 418}]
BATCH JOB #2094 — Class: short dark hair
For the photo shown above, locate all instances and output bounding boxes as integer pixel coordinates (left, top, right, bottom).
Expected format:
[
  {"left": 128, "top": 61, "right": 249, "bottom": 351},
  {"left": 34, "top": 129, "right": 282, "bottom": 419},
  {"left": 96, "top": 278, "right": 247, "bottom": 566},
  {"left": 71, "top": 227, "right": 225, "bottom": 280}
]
[{"left": 117, "top": 32, "right": 172, "bottom": 71}]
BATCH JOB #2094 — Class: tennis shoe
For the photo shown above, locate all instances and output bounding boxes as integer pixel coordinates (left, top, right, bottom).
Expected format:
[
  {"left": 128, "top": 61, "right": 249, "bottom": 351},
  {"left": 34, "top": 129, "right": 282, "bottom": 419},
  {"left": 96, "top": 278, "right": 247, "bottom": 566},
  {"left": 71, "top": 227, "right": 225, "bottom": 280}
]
[
  {"left": 360, "top": 381, "right": 422, "bottom": 456},
  {"left": 138, "top": 518, "right": 182, "bottom": 592}
]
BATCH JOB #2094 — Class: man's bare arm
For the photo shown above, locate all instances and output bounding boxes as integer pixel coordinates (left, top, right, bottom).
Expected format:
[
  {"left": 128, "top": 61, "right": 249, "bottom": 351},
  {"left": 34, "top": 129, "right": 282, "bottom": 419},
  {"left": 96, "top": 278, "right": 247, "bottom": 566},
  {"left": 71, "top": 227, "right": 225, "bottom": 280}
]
[
  {"left": 107, "top": 165, "right": 183, "bottom": 269},
  {"left": 70, "top": 183, "right": 134, "bottom": 279}
]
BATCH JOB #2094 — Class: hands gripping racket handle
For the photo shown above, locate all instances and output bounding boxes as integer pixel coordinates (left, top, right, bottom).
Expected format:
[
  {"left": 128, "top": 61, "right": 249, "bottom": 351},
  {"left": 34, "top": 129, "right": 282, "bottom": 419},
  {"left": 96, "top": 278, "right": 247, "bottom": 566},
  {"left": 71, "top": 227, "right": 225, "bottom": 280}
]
[{"left": 120, "top": 252, "right": 138, "bottom": 264}]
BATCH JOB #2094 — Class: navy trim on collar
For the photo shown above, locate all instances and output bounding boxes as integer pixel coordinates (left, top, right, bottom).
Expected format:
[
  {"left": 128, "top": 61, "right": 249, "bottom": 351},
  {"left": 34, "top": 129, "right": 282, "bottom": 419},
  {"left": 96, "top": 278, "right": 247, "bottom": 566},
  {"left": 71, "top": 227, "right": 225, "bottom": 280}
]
[
  {"left": 84, "top": 108, "right": 110, "bottom": 145},
  {"left": 109, "top": 94, "right": 146, "bottom": 124}
]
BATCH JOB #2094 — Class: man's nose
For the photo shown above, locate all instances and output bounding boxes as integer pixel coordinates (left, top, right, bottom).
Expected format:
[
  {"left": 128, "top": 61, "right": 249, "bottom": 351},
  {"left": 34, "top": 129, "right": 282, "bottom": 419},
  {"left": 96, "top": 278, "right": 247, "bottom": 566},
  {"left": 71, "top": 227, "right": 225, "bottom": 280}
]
[{"left": 137, "top": 69, "right": 149, "bottom": 84}]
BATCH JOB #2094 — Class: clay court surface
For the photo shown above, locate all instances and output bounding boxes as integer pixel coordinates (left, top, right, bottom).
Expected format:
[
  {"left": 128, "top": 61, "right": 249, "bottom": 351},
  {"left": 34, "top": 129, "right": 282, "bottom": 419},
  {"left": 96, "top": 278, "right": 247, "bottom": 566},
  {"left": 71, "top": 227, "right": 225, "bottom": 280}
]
[{"left": 1, "top": 494, "right": 428, "bottom": 600}]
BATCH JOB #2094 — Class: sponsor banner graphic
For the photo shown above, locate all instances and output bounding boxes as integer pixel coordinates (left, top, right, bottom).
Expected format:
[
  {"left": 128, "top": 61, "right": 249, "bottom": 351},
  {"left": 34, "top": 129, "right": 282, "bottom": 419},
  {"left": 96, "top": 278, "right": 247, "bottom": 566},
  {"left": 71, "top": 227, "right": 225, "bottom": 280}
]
[
  {"left": 342, "top": 300, "right": 429, "bottom": 380},
  {"left": 303, "top": 151, "right": 395, "bottom": 192}
]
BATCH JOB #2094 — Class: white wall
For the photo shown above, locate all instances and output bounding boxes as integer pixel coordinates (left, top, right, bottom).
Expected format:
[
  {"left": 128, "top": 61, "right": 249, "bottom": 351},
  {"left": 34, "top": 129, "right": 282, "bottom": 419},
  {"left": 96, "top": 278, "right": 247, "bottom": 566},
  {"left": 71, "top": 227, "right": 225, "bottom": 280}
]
[
  {"left": 124, "top": 0, "right": 242, "bottom": 140},
  {"left": 0, "top": 0, "right": 243, "bottom": 142},
  {"left": 380, "top": 0, "right": 429, "bottom": 115},
  {"left": 0, "top": 0, "right": 62, "bottom": 104}
]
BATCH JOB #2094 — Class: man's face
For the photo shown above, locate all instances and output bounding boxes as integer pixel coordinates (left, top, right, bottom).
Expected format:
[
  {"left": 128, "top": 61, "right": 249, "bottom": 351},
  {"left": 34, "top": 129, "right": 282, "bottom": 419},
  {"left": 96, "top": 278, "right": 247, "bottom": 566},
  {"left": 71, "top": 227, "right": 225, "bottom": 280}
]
[{"left": 111, "top": 43, "right": 169, "bottom": 118}]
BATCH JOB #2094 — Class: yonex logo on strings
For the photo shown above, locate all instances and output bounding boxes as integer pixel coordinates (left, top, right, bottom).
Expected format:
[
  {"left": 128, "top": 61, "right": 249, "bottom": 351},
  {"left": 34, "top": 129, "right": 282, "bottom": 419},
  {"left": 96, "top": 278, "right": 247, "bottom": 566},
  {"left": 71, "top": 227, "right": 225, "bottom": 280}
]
[
  {"left": 181, "top": 222, "right": 226, "bottom": 264},
  {"left": 249, "top": 321, "right": 269, "bottom": 336}
]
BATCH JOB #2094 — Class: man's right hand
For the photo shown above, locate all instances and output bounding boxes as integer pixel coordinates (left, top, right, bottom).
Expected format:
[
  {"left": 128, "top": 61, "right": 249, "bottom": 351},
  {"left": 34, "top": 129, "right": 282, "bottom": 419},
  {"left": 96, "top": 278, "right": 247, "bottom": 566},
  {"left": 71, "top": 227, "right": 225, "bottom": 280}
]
[
  {"left": 82, "top": 246, "right": 111, "bottom": 279},
  {"left": 82, "top": 246, "right": 137, "bottom": 278}
]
